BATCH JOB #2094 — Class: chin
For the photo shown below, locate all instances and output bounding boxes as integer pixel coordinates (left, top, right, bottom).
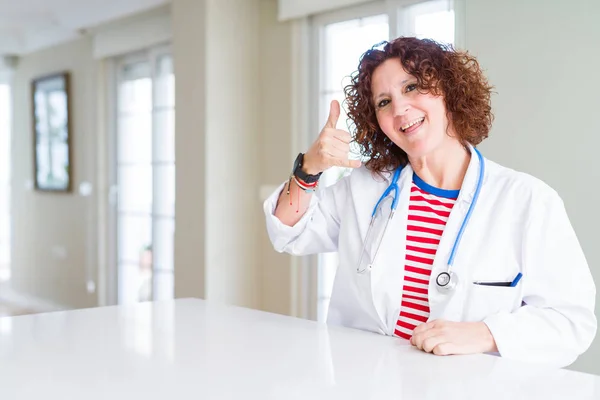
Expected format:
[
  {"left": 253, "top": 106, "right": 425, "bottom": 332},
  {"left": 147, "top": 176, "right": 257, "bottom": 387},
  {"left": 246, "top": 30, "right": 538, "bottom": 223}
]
[
  {"left": 401, "top": 140, "right": 435, "bottom": 160},
  {"left": 387, "top": 128, "right": 443, "bottom": 160}
]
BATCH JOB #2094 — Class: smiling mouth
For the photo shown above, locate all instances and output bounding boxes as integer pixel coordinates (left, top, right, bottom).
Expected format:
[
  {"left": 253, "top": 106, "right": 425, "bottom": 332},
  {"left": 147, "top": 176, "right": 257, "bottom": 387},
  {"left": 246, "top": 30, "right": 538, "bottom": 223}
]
[{"left": 400, "top": 117, "right": 425, "bottom": 133}]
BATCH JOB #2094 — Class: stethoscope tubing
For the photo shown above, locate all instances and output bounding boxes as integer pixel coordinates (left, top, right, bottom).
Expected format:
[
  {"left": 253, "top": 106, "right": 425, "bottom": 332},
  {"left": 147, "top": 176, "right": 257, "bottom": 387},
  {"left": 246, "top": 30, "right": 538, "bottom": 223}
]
[{"left": 356, "top": 148, "right": 485, "bottom": 286}]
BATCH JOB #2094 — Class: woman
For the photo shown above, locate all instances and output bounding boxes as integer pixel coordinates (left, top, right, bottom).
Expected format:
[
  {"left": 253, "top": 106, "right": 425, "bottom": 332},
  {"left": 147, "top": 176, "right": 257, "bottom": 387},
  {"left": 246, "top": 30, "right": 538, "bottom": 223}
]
[{"left": 263, "top": 37, "right": 596, "bottom": 368}]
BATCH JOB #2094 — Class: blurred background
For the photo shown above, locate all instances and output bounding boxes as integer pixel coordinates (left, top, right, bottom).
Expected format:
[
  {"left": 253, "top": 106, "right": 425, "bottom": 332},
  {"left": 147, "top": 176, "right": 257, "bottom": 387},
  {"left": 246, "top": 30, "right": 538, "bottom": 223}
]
[{"left": 0, "top": 0, "right": 598, "bottom": 375}]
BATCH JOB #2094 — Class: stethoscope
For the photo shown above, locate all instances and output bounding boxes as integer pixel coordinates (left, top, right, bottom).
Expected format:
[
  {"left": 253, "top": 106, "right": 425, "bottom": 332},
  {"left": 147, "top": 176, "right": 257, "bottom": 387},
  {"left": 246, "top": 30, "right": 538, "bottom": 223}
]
[{"left": 356, "top": 148, "right": 485, "bottom": 295}]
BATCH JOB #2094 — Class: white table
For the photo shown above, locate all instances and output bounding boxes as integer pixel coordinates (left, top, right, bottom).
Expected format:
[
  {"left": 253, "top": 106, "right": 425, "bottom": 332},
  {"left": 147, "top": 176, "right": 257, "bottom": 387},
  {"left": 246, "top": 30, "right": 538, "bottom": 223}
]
[{"left": 0, "top": 298, "right": 598, "bottom": 399}]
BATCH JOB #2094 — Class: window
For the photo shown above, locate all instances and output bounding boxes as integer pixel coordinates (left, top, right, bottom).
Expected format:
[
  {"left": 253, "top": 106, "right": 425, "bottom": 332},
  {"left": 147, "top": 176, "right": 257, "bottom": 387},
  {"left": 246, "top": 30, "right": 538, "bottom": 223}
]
[
  {"left": 312, "top": 0, "right": 455, "bottom": 322},
  {"left": 0, "top": 84, "right": 11, "bottom": 283},
  {"left": 313, "top": 9, "right": 390, "bottom": 322},
  {"left": 113, "top": 47, "right": 175, "bottom": 304},
  {"left": 394, "top": 0, "right": 455, "bottom": 45}
]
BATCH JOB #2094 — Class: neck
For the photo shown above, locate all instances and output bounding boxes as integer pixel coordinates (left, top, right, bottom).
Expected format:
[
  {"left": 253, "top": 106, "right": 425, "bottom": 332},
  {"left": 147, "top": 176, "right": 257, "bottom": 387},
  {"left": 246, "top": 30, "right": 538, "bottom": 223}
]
[{"left": 409, "top": 140, "right": 471, "bottom": 190}]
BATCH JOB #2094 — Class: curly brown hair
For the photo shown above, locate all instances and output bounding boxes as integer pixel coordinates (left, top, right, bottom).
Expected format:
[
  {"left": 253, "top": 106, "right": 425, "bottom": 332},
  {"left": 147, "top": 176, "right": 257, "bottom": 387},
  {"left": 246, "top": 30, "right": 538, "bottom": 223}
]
[{"left": 344, "top": 37, "right": 494, "bottom": 173}]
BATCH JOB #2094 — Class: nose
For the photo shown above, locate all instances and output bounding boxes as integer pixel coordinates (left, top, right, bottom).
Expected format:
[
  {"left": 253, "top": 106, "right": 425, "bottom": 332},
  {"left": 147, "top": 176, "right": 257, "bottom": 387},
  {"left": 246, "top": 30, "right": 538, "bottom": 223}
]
[{"left": 392, "top": 95, "right": 410, "bottom": 117}]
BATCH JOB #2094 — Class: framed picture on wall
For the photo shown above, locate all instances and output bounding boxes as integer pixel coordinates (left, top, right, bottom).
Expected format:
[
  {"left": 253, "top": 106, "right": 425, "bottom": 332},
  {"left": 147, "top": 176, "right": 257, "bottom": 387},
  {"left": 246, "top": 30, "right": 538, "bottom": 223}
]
[{"left": 31, "top": 71, "right": 72, "bottom": 192}]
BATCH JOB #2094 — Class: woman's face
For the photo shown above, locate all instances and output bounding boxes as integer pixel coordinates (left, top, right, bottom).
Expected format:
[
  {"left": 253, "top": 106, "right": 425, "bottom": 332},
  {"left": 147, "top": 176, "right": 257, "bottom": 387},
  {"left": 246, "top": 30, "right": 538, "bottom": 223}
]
[{"left": 371, "top": 58, "right": 456, "bottom": 161}]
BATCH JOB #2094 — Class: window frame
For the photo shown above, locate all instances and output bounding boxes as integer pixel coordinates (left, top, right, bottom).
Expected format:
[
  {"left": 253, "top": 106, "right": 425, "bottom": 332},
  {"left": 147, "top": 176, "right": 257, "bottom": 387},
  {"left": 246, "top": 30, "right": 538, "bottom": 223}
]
[{"left": 107, "top": 43, "right": 175, "bottom": 305}]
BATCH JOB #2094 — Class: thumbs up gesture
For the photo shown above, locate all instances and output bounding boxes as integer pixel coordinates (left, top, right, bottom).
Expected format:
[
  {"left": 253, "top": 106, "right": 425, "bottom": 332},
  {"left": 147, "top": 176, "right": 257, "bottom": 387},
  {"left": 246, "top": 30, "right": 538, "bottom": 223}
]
[{"left": 302, "top": 100, "right": 362, "bottom": 175}]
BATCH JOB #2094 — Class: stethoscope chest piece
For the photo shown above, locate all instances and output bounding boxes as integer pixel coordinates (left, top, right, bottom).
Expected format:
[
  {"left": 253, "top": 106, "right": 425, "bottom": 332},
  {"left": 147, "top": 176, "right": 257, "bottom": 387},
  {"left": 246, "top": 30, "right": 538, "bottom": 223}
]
[{"left": 436, "top": 271, "right": 458, "bottom": 293}]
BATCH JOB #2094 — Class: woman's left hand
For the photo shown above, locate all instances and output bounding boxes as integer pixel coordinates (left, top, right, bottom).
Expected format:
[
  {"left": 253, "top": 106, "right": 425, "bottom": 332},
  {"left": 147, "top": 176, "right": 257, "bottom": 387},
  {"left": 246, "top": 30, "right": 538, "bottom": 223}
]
[{"left": 410, "top": 320, "right": 498, "bottom": 356}]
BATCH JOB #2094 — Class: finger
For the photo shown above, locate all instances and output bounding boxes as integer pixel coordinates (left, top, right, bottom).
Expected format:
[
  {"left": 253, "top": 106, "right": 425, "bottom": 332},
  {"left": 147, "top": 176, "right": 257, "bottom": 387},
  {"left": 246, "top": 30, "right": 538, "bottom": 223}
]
[
  {"left": 322, "top": 146, "right": 350, "bottom": 161},
  {"left": 348, "top": 159, "right": 362, "bottom": 169},
  {"left": 324, "top": 137, "right": 351, "bottom": 154},
  {"left": 327, "top": 155, "right": 361, "bottom": 169},
  {"left": 412, "top": 320, "right": 436, "bottom": 336},
  {"left": 432, "top": 342, "right": 454, "bottom": 356},
  {"left": 412, "top": 325, "right": 441, "bottom": 350},
  {"left": 330, "top": 129, "right": 352, "bottom": 144},
  {"left": 325, "top": 100, "right": 340, "bottom": 129},
  {"left": 422, "top": 334, "right": 446, "bottom": 353},
  {"left": 321, "top": 145, "right": 357, "bottom": 166}
]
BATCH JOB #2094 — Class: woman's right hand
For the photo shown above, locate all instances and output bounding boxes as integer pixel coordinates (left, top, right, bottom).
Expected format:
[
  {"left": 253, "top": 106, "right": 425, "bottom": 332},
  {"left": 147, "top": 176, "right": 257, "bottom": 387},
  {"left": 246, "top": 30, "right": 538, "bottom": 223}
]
[{"left": 302, "top": 100, "right": 362, "bottom": 174}]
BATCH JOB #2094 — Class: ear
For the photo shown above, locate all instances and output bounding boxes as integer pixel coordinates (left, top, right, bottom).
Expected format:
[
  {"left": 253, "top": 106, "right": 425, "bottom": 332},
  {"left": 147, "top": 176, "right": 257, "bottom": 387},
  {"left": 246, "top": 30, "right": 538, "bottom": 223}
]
[{"left": 443, "top": 112, "right": 458, "bottom": 139}]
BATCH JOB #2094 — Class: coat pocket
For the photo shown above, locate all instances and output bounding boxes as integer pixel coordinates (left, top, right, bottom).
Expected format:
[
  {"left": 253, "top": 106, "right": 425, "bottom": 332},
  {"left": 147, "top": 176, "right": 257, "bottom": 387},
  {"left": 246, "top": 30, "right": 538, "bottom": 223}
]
[{"left": 463, "top": 283, "right": 522, "bottom": 322}]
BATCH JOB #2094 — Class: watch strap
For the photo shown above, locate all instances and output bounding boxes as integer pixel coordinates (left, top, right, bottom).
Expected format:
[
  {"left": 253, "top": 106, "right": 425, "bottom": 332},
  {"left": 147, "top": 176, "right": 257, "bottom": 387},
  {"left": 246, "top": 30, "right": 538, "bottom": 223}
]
[{"left": 293, "top": 153, "right": 322, "bottom": 184}]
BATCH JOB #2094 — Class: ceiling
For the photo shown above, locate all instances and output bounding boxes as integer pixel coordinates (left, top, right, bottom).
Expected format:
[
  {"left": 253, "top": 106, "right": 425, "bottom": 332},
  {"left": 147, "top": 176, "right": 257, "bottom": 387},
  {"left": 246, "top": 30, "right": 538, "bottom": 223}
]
[{"left": 0, "top": 0, "right": 170, "bottom": 56}]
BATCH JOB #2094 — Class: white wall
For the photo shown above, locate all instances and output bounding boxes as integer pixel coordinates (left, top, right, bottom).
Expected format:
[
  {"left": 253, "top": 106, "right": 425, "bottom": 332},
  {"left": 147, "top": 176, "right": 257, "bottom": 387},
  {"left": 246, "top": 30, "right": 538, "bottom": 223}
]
[
  {"left": 172, "top": 0, "right": 262, "bottom": 309},
  {"left": 172, "top": 0, "right": 208, "bottom": 300},
  {"left": 11, "top": 37, "right": 98, "bottom": 309},
  {"left": 174, "top": 0, "right": 297, "bottom": 314},
  {"left": 277, "top": 0, "right": 372, "bottom": 20},
  {"left": 258, "top": 0, "right": 295, "bottom": 315},
  {"left": 204, "top": 0, "right": 261, "bottom": 307},
  {"left": 464, "top": 0, "right": 600, "bottom": 374}
]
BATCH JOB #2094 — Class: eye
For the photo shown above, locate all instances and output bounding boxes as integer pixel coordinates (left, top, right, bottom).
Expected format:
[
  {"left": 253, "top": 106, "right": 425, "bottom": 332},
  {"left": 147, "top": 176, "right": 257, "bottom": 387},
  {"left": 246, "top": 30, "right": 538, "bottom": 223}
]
[
  {"left": 405, "top": 83, "right": 418, "bottom": 93},
  {"left": 377, "top": 99, "right": 390, "bottom": 108}
]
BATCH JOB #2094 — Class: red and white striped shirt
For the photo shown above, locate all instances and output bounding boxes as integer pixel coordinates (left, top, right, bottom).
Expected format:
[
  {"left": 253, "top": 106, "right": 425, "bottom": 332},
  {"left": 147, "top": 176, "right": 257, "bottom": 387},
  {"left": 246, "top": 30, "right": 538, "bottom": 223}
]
[{"left": 394, "top": 175, "right": 459, "bottom": 340}]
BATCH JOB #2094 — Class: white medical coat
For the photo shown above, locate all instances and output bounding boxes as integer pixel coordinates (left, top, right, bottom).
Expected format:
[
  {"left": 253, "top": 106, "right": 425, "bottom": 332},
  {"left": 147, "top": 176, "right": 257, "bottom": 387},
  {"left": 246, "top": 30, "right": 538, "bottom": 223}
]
[{"left": 264, "top": 150, "right": 597, "bottom": 368}]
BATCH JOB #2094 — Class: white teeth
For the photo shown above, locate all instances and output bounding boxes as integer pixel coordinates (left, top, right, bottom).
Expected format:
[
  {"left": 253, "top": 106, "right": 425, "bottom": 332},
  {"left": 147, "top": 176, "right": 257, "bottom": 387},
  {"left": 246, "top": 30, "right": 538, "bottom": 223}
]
[{"left": 401, "top": 117, "right": 424, "bottom": 131}]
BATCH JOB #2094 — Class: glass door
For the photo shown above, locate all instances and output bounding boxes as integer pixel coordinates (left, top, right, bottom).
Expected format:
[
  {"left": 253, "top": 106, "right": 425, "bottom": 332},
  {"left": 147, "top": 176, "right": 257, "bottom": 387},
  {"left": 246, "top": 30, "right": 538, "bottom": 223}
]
[{"left": 114, "top": 47, "right": 175, "bottom": 304}]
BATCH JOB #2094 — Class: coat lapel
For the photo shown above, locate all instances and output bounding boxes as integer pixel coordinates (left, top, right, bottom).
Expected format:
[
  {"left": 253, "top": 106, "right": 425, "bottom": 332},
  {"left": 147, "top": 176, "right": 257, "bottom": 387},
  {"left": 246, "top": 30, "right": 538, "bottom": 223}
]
[
  {"left": 428, "top": 145, "right": 488, "bottom": 320},
  {"left": 369, "top": 164, "right": 414, "bottom": 334}
]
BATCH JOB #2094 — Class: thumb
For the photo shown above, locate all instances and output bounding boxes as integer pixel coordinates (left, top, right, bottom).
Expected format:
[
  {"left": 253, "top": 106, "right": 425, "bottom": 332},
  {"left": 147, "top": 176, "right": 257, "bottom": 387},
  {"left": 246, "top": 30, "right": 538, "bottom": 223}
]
[{"left": 325, "top": 100, "right": 340, "bottom": 129}]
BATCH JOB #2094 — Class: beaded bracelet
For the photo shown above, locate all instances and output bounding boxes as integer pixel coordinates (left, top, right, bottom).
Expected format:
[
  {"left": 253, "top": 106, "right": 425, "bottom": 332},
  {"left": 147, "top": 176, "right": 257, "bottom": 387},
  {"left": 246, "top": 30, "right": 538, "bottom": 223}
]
[{"left": 292, "top": 175, "right": 318, "bottom": 193}]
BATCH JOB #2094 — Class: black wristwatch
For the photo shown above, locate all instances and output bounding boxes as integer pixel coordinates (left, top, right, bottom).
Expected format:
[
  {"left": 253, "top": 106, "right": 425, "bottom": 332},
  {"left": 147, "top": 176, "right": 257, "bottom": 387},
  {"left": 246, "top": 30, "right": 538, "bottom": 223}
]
[{"left": 292, "top": 153, "right": 322, "bottom": 184}]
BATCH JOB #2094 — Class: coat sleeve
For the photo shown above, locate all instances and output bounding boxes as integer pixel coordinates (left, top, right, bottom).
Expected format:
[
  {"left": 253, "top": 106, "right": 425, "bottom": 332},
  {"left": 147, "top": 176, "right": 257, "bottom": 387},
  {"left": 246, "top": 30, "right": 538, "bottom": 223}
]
[
  {"left": 483, "top": 190, "right": 597, "bottom": 368},
  {"left": 263, "top": 175, "right": 351, "bottom": 256}
]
